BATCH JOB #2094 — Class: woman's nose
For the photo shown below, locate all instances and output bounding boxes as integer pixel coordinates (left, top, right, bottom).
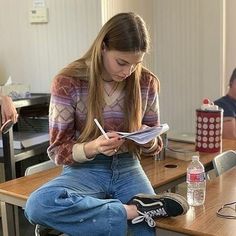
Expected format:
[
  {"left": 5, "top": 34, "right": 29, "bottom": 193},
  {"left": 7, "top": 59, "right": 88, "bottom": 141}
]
[{"left": 123, "top": 65, "right": 134, "bottom": 77}]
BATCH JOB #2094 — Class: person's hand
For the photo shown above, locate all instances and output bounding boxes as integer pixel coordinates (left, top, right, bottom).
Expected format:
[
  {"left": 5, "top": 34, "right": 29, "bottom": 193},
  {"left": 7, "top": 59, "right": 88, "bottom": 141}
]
[
  {"left": 0, "top": 96, "right": 18, "bottom": 124},
  {"left": 138, "top": 124, "right": 163, "bottom": 154},
  {"left": 155, "top": 136, "right": 163, "bottom": 153},
  {"left": 95, "top": 132, "right": 125, "bottom": 156},
  {"left": 140, "top": 124, "right": 149, "bottom": 130}
]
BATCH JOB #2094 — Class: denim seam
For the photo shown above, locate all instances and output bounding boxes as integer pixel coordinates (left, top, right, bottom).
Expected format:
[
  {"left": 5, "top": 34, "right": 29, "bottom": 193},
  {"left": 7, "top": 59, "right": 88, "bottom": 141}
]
[{"left": 107, "top": 203, "right": 112, "bottom": 236}]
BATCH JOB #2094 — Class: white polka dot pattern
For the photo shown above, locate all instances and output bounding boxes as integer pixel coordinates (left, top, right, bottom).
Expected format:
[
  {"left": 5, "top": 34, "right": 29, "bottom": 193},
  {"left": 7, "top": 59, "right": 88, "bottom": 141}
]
[{"left": 195, "top": 109, "right": 223, "bottom": 153}]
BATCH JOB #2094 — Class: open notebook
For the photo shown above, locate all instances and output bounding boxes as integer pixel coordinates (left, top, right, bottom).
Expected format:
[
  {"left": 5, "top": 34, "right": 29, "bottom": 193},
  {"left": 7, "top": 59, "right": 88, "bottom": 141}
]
[{"left": 117, "top": 123, "right": 169, "bottom": 144}]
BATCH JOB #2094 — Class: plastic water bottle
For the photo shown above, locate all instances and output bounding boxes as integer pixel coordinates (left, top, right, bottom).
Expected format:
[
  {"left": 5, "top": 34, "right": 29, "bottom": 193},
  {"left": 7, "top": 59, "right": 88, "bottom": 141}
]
[{"left": 187, "top": 156, "right": 206, "bottom": 206}]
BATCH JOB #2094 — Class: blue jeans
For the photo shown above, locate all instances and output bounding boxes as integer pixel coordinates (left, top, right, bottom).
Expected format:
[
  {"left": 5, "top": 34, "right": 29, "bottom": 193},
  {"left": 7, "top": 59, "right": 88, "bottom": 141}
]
[{"left": 24, "top": 153, "right": 156, "bottom": 236}]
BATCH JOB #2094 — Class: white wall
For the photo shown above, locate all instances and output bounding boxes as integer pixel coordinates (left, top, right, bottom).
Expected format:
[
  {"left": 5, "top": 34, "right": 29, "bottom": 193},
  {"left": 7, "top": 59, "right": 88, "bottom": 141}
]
[
  {"left": 226, "top": 0, "right": 236, "bottom": 89},
  {"left": 153, "top": 0, "right": 225, "bottom": 132},
  {"left": 0, "top": 0, "right": 102, "bottom": 92}
]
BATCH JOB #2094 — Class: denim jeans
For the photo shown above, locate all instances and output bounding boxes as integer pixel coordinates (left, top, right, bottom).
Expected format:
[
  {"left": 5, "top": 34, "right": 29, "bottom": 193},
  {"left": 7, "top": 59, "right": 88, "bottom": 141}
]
[{"left": 24, "top": 153, "right": 156, "bottom": 236}]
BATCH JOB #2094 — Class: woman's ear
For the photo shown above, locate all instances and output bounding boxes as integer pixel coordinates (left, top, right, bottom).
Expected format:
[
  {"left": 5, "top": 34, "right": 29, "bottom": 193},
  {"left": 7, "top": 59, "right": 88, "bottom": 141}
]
[
  {"left": 102, "top": 42, "right": 107, "bottom": 51},
  {"left": 101, "top": 42, "right": 107, "bottom": 56}
]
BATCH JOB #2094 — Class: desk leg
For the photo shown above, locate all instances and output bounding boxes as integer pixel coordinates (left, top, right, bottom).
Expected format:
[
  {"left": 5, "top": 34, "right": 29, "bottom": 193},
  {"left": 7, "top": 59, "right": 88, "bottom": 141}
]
[
  {"left": 1, "top": 202, "right": 20, "bottom": 236},
  {"left": 2, "top": 129, "right": 16, "bottom": 180}
]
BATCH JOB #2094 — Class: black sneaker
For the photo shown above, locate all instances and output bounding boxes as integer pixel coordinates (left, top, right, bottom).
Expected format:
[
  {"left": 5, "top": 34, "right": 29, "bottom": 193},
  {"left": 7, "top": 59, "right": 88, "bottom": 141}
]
[{"left": 128, "top": 192, "right": 189, "bottom": 227}]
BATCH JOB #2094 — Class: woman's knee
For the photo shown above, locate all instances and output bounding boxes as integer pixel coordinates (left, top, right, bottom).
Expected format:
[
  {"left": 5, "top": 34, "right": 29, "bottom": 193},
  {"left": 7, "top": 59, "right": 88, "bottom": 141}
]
[
  {"left": 25, "top": 187, "right": 81, "bottom": 223},
  {"left": 24, "top": 190, "right": 48, "bottom": 223}
]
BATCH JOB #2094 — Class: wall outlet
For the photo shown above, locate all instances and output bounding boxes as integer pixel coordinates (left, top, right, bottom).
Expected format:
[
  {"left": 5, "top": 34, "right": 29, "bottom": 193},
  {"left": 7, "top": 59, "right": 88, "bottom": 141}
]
[{"left": 29, "top": 8, "right": 48, "bottom": 23}]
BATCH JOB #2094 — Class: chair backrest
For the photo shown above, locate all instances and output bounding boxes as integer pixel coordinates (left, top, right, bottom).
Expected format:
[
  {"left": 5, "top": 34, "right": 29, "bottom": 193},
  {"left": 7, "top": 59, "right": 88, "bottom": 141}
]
[
  {"left": 212, "top": 150, "right": 236, "bottom": 176},
  {"left": 25, "top": 160, "right": 56, "bottom": 176}
]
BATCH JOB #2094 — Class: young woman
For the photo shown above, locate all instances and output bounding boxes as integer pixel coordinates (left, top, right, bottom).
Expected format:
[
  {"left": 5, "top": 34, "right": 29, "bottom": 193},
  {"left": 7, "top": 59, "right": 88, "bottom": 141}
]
[{"left": 25, "top": 12, "right": 189, "bottom": 236}]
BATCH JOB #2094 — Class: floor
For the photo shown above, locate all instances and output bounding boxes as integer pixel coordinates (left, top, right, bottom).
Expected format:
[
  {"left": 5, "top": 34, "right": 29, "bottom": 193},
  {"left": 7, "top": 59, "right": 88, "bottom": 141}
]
[
  {"left": 0, "top": 208, "right": 35, "bottom": 236},
  {"left": 0, "top": 159, "right": 48, "bottom": 236},
  {"left": 0, "top": 208, "right": 67, "bottom": 236}
]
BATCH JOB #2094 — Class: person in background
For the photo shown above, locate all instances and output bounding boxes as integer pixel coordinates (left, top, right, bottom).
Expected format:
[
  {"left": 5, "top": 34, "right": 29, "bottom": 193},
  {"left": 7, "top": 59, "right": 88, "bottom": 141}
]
[
  {"left": 214, "top": 68, "right": 236, "bottom": 139},
  {"left": 0, "top": 95, "right": 18, "bottom": 124},
  {"left": 25, "top": 12, "right": 189, "bottom": 236}
]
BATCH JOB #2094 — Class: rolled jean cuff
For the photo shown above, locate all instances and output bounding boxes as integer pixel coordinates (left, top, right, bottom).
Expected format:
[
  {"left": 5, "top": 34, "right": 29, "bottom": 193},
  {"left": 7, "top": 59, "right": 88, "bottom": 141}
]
[{"left": 107, "top": 201, "right": 127, "bottom": 235}]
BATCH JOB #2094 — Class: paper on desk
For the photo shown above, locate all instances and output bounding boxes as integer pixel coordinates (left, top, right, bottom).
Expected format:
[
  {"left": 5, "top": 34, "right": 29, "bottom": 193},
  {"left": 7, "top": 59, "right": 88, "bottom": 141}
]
[
  {"left": 0, "top": 76, "right": 30, "bottom": 99},
  {"left": 116, "top": 123, "right": 169, "bottom": 144}
]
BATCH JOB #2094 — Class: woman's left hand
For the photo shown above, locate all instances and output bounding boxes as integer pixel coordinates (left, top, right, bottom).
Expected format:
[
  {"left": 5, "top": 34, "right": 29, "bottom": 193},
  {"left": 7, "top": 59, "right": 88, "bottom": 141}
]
[{"left": 138, "top": 124, "right": 163, "bottom": 154}]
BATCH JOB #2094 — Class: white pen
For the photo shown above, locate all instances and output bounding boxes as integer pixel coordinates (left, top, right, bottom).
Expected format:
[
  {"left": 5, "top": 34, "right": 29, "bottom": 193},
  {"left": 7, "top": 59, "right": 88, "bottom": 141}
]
[{"left": 94, "top": 118, "right": 109, "bottom": 140}]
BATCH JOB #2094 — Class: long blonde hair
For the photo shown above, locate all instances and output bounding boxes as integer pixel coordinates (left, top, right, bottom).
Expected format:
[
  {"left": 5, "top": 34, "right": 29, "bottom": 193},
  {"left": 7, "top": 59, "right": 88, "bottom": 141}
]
[{"left": 58, "top": 12, "right": 151, "bottom": 154}]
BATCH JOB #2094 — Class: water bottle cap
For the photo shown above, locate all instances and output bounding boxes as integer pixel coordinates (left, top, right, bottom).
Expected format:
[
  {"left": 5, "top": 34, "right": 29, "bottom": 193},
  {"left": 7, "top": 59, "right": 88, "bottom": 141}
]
[{"left": 192, "top": 155, "right": 199, "bottom": 161}]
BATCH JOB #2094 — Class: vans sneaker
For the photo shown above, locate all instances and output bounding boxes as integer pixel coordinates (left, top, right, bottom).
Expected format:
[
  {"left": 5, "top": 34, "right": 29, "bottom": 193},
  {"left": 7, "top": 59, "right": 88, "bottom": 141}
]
[{"left": 128, "top": 192, "right": 189, "bottom": 227}]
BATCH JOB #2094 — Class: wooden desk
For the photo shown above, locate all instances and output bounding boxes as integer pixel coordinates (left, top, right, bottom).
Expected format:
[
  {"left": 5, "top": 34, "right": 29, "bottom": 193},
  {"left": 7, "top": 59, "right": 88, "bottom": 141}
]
[
  {"left": 0, "top": 155, "right": 191, "bottom": 236},
  {"left": 0, "top": 166, "right": 62, "bottom": 236},
  {"left": 156, "top": 165, "right": 236, "bottom": 236},
  {"left": 0, "top": 139, "right": 235, "bottom": 236},
  {"left": 144, "top": 139, "right": 236, "bottom": 192}
]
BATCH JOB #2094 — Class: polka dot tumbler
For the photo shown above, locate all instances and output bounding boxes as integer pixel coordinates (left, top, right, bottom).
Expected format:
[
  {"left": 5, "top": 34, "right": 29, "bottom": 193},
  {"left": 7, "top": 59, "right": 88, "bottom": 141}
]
[{"left": 195, "top": 109, "right": 223, "bottom": 153}]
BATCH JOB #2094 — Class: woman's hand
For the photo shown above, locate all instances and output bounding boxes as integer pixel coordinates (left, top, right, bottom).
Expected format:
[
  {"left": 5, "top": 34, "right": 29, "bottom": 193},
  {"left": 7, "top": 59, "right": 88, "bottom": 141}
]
[
  {"left": 138, "top": 124, "right": 163, "bottom": 155},
  {"left": 95, "top": 132, "right": 125, "bottom": 156},
  {"left": 84, "top": 132, "right": 125, "bottom": 158},
  {"left": 0, "top": 96, "right": 18, "bottom": 124}
]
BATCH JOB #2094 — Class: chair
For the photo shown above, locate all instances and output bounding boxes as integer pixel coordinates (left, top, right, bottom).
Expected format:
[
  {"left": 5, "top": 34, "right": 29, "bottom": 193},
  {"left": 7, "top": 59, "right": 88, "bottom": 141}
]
[
  {"left": 212, "top": 150, "right": 236, "bottom": 176},
  {"left": 25, "top": 160, "right": 56, "bottom": 175}
]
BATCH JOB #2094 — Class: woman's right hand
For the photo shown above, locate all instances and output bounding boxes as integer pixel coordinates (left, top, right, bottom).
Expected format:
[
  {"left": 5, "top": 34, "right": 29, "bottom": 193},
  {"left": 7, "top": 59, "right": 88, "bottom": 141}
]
[
  {"left": 84, "top": 132, "right": 125, "bottom": 158},
  {"left": 95, "top": 132, "right": 124, "bottom": 156}
]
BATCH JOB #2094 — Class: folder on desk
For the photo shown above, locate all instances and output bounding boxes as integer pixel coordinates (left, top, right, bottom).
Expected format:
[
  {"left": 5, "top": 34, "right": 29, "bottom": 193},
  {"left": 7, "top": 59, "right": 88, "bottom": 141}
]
[
  {"left": 0, "top": 132, "right": 49, "bottom": 149},
  {"left": 168, "top": 132, "right": 195, "bottom": 144}
]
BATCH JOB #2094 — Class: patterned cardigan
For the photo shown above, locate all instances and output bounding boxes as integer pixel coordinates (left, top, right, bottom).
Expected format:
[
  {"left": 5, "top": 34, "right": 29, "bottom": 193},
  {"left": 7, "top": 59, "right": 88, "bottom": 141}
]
[{"left": 47, "top": 70, "right": 161, "bottom": 165}]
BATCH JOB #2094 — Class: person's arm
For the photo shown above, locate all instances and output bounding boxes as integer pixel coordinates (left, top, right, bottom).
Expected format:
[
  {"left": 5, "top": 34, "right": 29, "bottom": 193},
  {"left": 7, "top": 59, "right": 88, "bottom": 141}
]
[
  {"left": 140, "top": 74, "right": 163, "bottom": 156},
  {"left": 222, "top": 117, "right": 236, "bottom": 139},
  {"left": 47, "top": 76, "right": 80, "bottom": 165},
  {"left": 0, "top": 95, "right": 18, "bottom": 124}
]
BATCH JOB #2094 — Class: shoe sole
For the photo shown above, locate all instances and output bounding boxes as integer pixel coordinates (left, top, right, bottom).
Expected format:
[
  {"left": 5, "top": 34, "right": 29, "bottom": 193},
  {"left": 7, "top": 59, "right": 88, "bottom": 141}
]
[{"left": 134, "top": 192, "right": 189, "bottom": 215}]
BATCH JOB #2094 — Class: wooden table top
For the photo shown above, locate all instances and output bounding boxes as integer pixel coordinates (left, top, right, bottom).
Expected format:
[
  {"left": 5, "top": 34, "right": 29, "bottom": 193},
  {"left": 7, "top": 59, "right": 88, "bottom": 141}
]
[
  {"left": 0, "top": 139, "right": 235, "bottom": 204},
  {"left": 143, "top": 139, "right": 236, "bottom": 189},
  {"left": 0, "top": 166, "right": 62, "bottom": 201},
  {"left": 156, "top": 165, "right": 236, "bottom": 236}
]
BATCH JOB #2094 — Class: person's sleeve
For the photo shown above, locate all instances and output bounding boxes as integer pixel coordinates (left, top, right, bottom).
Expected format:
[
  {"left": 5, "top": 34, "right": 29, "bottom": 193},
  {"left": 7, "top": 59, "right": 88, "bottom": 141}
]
[
  {"left": 47, "top": 76, "right": 90, "bottom": 165},
  {"left": 214, "top": 99, "right": 235, "bottom": 117},
  {"left": 141, "top": 74, "right": 162, "bottom": 156}
]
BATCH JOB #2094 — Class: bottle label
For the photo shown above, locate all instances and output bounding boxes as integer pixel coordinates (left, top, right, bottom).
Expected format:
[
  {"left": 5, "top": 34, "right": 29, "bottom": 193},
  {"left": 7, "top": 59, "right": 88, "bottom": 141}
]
[{"left": 187, "top": 172, "right": 205, "bottom": 182}]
